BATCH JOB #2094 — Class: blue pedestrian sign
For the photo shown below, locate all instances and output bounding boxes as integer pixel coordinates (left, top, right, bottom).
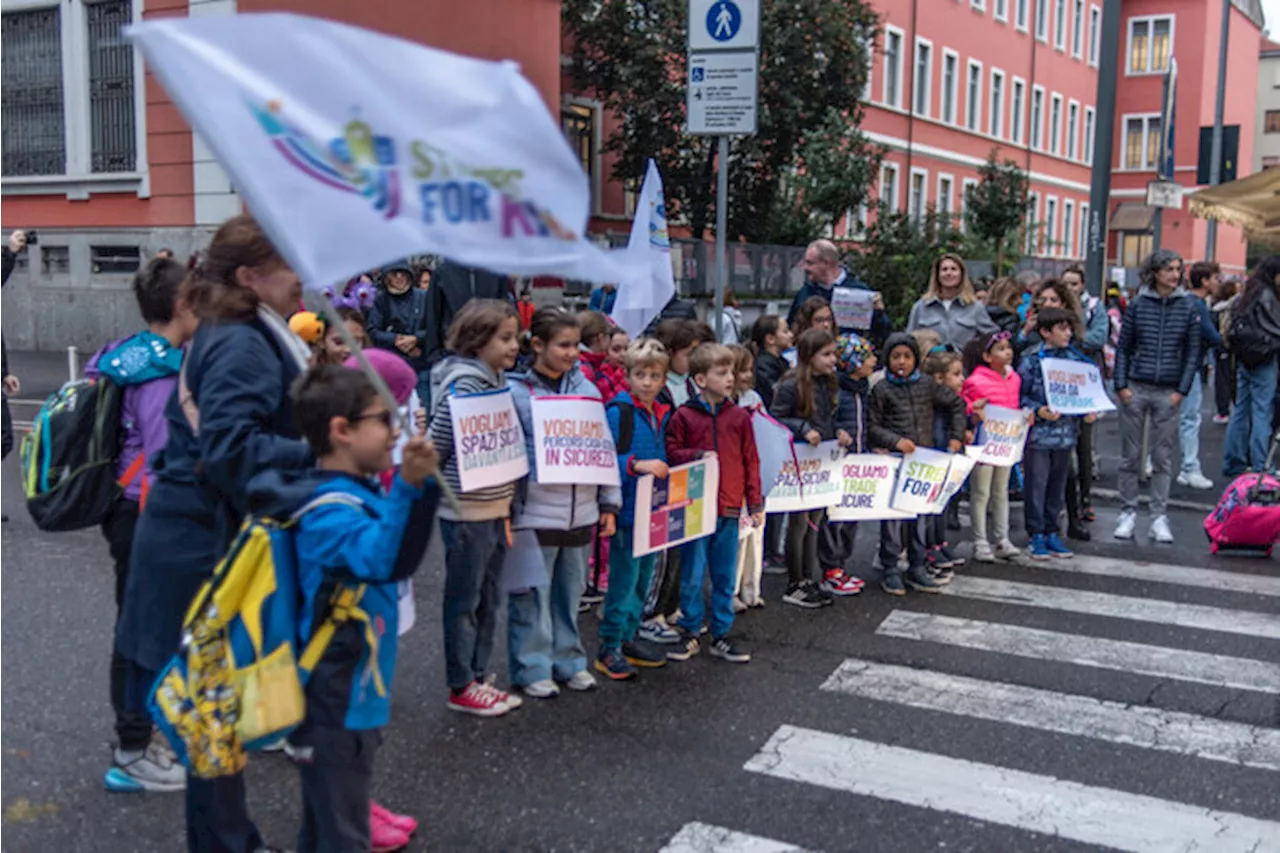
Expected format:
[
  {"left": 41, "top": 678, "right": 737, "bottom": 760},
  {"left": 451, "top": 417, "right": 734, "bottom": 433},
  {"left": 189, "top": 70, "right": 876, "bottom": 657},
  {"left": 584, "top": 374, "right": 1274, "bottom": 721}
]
[
  {"left": 707, "top": 1, "right": 741, "bottom": 42},
  {"left": 687, "top": 0, "right": 759, "bottom": 51}
]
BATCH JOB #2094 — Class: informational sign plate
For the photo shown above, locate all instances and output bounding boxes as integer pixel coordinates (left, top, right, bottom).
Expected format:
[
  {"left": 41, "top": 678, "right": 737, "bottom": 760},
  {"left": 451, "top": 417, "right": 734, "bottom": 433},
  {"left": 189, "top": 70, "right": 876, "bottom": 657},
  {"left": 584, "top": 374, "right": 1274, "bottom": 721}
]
[
  {"left": 688, "top": 0, "right": 761, "bottom": 51},
  {"left": 1146, "top": 180, "right": 1184, "bottom": 210},
  {"left": 687, "top": 50, "right": 759, "bottom": 136}
]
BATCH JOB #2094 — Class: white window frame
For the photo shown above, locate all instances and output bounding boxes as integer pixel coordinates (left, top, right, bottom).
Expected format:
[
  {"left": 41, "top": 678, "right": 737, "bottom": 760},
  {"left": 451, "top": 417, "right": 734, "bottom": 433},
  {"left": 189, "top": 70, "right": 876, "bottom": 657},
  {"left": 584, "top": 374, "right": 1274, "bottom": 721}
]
[
  {"left": 1126, "top": 14, "right": 1175, "bottom": 77},
  {"left": 1079, "top": 202, "right": 1090, "bottom": 258},
  {"left": 994, "top": 0, "right": 1008, "bottom": 23},
  {"left": 1031, "top": 85, "right": 1046, "bottom": 150},
  {"left": 1045, "top": 196, "right": 1059, "bottom": 256},
  {"left": 1, "top": 0, "right": 149, "bottom": 199},
  {"left": 961, "top": 177, "right": 979, "bottom": 232},
  {"left": 1054, "top": 0, "right": 1067, "bottom": 50},
  {"left": 989, "top": 68, "right": 1005, "bottom": 139},
  {"left": 1066, "top": 99, "right": 1080, "bottom": 160},
  {"left": 1083, "top": 105, "right": 1096, "bottom": 165},
  {"left": 941, "top": 49, "right": 960, "bottom": 125},
  {"left": 972, "top": 0, "right": 986, "bottom": 11},
  {"left": 909, "top": 167, "right": 929, "bottom": 224},
  {"left": 1015, "top": 0, "right": 1029, "bottom": 32},
  {"left": 879, "top": 161, "right": 901, "bottom": 211},
  {"left": 1026, "top": 191, "right": 1041, "bottom": 253},
  {"left": 1088, "top": 4, "right": 1101, "bottom": 66},
  {"left": 1062, "top": 199, "right": 1075, "bottom": 258},
  {"left": 1121, "top": 112, "right": 1162, "bottom": 170},
  {"left": 1011, "top": 77, "right": 1026, "bottom": 145},
  {"left": 913, "top": 36, "right": 933, "bottom": 117},
  {"left": 1035, "top": 0, "right": 1049, "bottom": 42},
  {"left": 966, "top": 59, "right": 983, "bottom": 132},
  {"left": 937, "top": 172, "right": 956, "bottom": 219},
  {"left": 1049, "top": 93, "right": 1063, "bottom": 155},
  {"left": 563, "top": 97, "right": 605, "bottom": 214},
  {"left": 882, "top": 24, "right": 906, "bottom": 108},
  {"left": 859, "top": 27, "right": 875, "bottom": 101},
  {"left": 1071, "top": 0, "right": 1085, "bottom": 58}
]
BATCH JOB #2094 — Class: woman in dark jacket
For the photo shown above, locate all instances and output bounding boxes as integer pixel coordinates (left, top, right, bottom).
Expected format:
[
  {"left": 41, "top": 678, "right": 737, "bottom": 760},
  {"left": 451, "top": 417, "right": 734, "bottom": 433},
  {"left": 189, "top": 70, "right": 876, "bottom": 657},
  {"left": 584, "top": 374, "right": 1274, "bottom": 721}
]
[
  {"left": 115, "top": 215, "right": 311, "bottom": 852},
  {"left": 985, "top": 277, "right": 1024, "bottom": 339}
]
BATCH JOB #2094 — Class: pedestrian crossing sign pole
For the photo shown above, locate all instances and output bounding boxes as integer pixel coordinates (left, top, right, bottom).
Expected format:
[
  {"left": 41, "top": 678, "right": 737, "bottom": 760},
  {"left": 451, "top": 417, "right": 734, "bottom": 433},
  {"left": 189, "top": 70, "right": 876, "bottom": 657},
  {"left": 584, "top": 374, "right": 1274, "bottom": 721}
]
[{"left": 687, "top": 0, "right": 760, "bottom": 341}]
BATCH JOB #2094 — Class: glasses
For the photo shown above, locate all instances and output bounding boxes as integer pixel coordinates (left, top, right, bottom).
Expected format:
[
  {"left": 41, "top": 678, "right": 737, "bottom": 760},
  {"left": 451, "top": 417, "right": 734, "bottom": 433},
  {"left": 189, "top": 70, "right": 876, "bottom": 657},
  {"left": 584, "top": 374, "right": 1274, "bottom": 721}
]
[{"left": 350, "top": 409, "right": 396, "bottom": 430}]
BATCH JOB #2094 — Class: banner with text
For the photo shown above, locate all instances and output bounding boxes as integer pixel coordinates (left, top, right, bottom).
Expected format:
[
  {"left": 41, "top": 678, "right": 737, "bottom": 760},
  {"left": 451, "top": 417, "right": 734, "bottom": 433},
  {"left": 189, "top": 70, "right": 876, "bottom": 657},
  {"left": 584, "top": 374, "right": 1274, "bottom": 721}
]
[
  {"left": 764, "top": 441, "right": 846, "bottom": 513},
  {"left": 633, "top": 458, "right": 720, "bottom": 557},
  {"left": 1041, "top": 357, "right": 1116, "bottom": 415},
  {"left": 964, "top": 405, "right": 1030, "bottom": 467},
  {"left": 933, "top": 452, "right": 977, "bottom": 512},
  {"left": 831, "top": 287, "right": 877, "bottom": 331},
  {"left": 890, "top": 447, "right": 954, "bottom": 515},
  {"left": 530, "top": 396, "right": 620, "bottom": 487},
  {"left": 449, "top": 388, "right": 528, "bottom": 492},
  {"left": 828, "top": 455, "right": 915, "bottom": 521}
]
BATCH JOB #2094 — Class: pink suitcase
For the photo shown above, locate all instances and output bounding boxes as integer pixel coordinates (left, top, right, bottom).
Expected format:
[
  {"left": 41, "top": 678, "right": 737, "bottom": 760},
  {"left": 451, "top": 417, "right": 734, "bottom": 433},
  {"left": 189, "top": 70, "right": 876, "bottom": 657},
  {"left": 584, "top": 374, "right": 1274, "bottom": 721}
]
[{"left": 1203, "top": 431, "right": 1280, "bottom": 555}]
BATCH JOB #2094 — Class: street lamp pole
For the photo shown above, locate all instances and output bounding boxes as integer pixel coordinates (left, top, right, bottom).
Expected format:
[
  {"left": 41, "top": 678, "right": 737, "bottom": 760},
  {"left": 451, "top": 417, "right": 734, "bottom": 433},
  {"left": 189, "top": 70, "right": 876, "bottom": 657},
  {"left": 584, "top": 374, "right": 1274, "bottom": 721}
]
[
  {"left": 1084, "top": 0, "right": 1124, "bottom": 296},
  {"left": 1205, "top": 0, "right": 1231, "bottom": 261}
]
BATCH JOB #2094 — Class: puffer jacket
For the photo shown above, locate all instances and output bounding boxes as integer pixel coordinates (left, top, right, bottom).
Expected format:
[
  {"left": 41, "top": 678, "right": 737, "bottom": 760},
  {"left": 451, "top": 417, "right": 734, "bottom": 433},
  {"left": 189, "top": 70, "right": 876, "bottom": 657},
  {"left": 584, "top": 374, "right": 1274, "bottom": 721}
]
[
  {"left": 836, "top": 373, "right": 870, "bottom": 452},
  {"left": 508, "top": 366, "right": 622, "bottom": 532},
  {"left": 906, "top": 295, "right": 1000, "bottom": 350},
  {"left": 1114, "top": 285, "right": 1202, "bottom": 395},
  {"left": 961, "top": 365, "right": 1021, "bottom": 414},
  {"left": 769, "top": 373, "right": 857, "bottom": 442},
  {"left": 867, "top": 333, "right": 965, "bottom": 450},
  {"left": 1018, "top": 344, "right": 1092, "bottom": 450},
  {"left": 754, "top": 349, "right": 790, "bottom": 410},
  {"left": 665, "top": 396, "right": 763, "bottom": 517},
  {"left": 427, "top": 355, "right": 516, "bottom": 521}
]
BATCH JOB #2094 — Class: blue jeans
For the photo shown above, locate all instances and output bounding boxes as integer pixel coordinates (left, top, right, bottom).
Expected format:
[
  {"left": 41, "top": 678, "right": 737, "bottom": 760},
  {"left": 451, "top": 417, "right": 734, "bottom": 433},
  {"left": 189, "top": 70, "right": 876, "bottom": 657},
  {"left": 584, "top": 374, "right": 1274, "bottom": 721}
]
[
  {"left": 599, "top": 527, "right": 657, "bottom": 649},
  {"left": 507, "top": 544, "right": 589, "bottom": 685},
  {"left": 1224, "top": 357, "right": 1278, "bottom": 476},
  {"left": 677, "top": 518, "right": 741, "bottom": 639},
  {"left": 440, "top": 519, "right": 507, "bottom": 690},
  {"left": 1023, "top": 447, "right": 1071, "bottom": 535},
  {"left": 1178, "top": 374, "right": 1205, "bottom": 476}
]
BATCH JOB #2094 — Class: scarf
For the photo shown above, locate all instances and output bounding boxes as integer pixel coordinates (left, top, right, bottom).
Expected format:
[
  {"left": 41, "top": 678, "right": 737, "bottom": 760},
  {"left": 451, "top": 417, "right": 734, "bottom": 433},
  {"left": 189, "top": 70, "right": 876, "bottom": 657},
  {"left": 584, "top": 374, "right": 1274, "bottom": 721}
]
[{"left": 257, "top": 304, "right": 312, "bottom": 371}]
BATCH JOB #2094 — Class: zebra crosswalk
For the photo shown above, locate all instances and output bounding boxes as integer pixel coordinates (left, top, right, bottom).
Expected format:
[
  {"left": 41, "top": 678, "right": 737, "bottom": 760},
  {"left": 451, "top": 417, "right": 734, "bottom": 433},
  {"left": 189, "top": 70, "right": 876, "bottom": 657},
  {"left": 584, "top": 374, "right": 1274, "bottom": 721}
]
[{"left": 661, "top": 554, "right": 1280, "bottom": 853}]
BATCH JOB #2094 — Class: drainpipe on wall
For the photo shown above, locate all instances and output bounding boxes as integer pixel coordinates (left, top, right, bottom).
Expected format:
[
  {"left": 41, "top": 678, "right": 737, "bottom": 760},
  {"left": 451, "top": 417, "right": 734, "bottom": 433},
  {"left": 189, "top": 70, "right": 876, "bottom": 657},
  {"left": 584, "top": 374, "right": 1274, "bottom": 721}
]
[{"left": 905, "top": 0, "right": 919, "bottom": 184}]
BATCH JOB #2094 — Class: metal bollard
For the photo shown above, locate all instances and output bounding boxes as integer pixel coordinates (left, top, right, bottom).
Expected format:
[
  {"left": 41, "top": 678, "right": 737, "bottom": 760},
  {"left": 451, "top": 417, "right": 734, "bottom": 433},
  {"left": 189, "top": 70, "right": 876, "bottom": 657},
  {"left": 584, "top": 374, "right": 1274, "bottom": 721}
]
[{"left": 67, "top": 345, "right": 78, "bottom": 382}]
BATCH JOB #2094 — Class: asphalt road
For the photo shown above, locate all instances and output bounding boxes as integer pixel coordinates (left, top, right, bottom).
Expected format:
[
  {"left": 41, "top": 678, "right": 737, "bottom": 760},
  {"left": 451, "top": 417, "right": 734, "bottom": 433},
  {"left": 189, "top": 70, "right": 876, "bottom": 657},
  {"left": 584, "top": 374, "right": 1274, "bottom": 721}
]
[{"left": 2, "top": 352, "right": 1278, "bottom": 852}]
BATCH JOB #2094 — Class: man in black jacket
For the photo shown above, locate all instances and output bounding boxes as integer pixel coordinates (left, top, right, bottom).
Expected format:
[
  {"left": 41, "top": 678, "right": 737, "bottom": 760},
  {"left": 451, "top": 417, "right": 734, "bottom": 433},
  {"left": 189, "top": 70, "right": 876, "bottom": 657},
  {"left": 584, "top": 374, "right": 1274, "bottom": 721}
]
[
  {"left": 1113, "top": 249, "right": 1201, "bottom": 545},
  {"left": 788, "top": 239, "right": 892, "bottom": 348},
  {"left": 365, "top": 260, "right": 433, "bottom": 404}
]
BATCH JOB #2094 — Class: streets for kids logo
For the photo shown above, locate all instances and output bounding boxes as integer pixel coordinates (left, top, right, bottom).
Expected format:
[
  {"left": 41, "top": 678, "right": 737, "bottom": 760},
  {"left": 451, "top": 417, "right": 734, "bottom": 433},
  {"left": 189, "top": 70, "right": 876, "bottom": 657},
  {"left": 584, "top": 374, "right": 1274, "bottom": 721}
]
[{"left": 248, "top": 99, "right": 580, "bottom": 241}]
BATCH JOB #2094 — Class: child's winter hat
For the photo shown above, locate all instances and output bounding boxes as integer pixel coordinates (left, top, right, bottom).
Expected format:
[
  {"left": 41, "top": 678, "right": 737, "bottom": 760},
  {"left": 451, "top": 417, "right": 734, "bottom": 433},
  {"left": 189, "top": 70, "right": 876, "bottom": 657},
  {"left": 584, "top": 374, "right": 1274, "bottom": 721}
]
[
  {"left": 882, "top": 331, "right": 920, "bottom": 364},
  {"left": 835, "top": 332, "right": 875, "bottom": 374},
  {"left": 344, "top": 349, "right": 416, "bottom": 405}
]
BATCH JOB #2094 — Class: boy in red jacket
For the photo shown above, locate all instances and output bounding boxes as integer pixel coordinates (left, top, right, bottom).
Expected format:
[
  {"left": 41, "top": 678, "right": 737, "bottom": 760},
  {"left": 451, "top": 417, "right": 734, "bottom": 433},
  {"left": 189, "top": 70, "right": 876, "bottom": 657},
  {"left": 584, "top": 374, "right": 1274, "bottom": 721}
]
[{"left": 664, "top": 343, "right": 764, "bottom": 664}]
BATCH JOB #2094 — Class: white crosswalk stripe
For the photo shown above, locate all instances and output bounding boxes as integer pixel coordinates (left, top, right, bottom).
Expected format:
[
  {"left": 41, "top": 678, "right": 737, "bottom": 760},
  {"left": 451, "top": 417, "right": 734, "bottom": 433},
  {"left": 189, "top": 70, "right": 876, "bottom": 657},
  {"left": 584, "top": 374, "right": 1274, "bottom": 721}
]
[
  {"left": 875, "top": 610, "right": 1280, "bottom": 693},
  {"left": 1029, "top": 553, "right": 1280, "bottom": 598},
  {"left": 659, "top": 823, "right": 813, "bottom": 853}
]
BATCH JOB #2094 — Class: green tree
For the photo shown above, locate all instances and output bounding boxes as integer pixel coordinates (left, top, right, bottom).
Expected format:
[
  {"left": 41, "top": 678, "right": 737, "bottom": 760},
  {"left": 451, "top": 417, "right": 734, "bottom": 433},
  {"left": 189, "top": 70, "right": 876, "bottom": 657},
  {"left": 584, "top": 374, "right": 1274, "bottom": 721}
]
[
  {"left": 963, "top": 150, "right": 1030, "bottom": 274},
  {"left": 563, "top": 0, "right": 881, "bottom": 244},
  {"left": 849, "top": 204, "right": 966, "bottom": 327}
]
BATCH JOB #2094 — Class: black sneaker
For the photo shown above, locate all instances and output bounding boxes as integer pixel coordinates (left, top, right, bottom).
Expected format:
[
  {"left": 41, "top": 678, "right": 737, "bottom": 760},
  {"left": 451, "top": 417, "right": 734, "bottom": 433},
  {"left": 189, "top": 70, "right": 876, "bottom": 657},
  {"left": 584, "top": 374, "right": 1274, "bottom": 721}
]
[
  {"left": 593, "top": 647, "right": 636, "bottom": 681},
  {"left": 1066, "top": 521, "right": 1092, "bottom": 542},
  {"left": 905, "top": 565, "right": 943, "bottom": 593},
  {"left": 782, "top": 583, "right": 826, "bottom": 609},
  {"left": 666, "top": 632, "right": 700, "bottom": 661},
  {"left": 581, "top": 585, "right": 605, "bottom": 605},
  {"left": 880, "top": 572, "right": 906, "bottom": 596},
  {"left": 937, "top": 543, "right": 964, "bottom": 568},
  {"left": 708, "top": 635, "right": 751, "bottom": 663},
  {"left": 621, "top": 640, "right": 667, "bottom": 669}
]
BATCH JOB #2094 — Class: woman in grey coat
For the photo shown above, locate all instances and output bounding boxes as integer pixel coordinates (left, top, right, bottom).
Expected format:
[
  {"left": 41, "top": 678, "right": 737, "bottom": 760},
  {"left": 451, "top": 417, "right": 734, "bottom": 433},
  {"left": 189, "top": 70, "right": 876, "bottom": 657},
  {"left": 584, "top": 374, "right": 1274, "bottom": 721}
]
[{"left": 906, "top": 253, "right": 999, "bottom": 350}]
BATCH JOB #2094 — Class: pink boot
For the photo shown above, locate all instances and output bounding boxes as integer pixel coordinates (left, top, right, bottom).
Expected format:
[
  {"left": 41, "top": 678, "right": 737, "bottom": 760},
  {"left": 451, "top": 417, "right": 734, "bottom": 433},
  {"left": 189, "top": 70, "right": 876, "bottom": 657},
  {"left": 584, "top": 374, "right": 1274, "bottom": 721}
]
[{"left": 371, "top": 799, "right": 418, "bottom": 837}]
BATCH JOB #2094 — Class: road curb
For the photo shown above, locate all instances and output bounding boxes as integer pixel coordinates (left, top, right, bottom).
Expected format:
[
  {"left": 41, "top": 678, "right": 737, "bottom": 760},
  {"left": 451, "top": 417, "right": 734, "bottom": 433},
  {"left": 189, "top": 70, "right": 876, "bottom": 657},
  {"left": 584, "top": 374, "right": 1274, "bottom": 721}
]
[{"left": 1090, "top": 487, "right": 1215, "bottom": 514}]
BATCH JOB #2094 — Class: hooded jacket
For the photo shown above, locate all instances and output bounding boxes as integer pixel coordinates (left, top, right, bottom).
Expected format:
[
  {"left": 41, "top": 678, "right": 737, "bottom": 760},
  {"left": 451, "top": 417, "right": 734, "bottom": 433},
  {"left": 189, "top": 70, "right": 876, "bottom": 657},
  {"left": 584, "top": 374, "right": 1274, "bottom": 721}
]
[
  {"left": 366, "top": 262, "right": 433, "bottom": 374},
  {"left": 1018, "top": 344, "right": 1092, "bottom": 450},
  {"left": 867, "top": 333, "right": 966, "bottom": 450},
  {"left": 665, "top": 395, "right": 763, "bottom": 517},
  {"left": 508, "top": 366, "right": 622, "bottom": 534},
  {"left": 247, "top": 468, "right": 438, "bottom": 731},
  {"left": 427, "top": 354, "right": 516, "bottom": 521},
  {"left": 1114, "top": 285, "right": 1201, "bottom": 395},
  {"left": 608, "top": 390, "right": 670, "bottom": 527}
]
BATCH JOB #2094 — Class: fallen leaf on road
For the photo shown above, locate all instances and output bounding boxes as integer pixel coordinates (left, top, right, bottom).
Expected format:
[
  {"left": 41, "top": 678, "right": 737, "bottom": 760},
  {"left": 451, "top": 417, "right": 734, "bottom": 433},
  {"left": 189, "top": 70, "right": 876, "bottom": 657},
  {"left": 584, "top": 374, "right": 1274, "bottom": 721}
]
[{"left": 3, "top": 799, "right": 59, "bottom": 824}]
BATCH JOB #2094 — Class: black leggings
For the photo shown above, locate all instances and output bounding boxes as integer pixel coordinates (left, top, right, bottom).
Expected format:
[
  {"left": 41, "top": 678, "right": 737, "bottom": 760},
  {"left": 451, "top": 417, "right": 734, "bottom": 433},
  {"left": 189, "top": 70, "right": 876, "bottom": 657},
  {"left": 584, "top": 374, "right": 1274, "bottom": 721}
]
[{"left": 785, "top": 509, "right": 824, "bottom": 586}]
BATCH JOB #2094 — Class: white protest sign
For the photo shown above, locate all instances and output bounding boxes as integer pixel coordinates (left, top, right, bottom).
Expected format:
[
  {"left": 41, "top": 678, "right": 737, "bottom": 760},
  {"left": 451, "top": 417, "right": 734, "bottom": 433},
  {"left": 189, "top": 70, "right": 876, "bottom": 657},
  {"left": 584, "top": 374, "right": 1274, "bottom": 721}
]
[
  {"left": 633, "top": 457, "right": 720, "bottom": 557},
  {"left": 529, "top": 396, "right": 620, "bottom": 487},
  {"left": 828, "top": 454, "right": 914, "bottom": 521},
  {"left": 1041, "top": 357, "right": 1116, "bottom": 415},
  {"left": 890, "top": 447, "right": 952, "bottom": 515},
  {"left": 932, "top": 453, "right": 977, "bottom": 513},
  {"left": 964, "top": 404, "right": 1030, "bottom": 467},
  {"left": 831, "top": 287, "right": 877, "bottom": 331},
  {"left": 765, "top": 441, "right": 846, "bottom": 513},
  {"left": 449, "top": 388, "right": 528, "bottom": 492},
  {"left": 751, "top": 410, "right": 794, "bottom": 499}
]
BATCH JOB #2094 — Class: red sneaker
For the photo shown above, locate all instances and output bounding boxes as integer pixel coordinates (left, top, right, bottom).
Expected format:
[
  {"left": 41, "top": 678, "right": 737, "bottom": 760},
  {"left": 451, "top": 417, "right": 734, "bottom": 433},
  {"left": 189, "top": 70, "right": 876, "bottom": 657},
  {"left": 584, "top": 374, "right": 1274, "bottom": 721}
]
[
  {"left": 447, "top": 681, "right": 510, "bottom": 717},
  {"left": 371, "top": 800, "right": 418, "bottom": 837},
  {"left": 370, "top": 811, "right": 410, "bottom": 852},
  {"left": 822, "top": 569, "right": 864, "bottom": 597}
]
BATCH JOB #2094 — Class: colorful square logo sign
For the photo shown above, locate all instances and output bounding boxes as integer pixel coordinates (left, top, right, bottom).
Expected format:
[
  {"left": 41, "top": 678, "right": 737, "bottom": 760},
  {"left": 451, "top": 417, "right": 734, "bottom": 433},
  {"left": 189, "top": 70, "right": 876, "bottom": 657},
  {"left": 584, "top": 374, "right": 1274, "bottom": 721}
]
[
  {"left": 669, "top": 469, "right": 689, "bottom": 504},
  {"left": 686, "top": 463, "right": 705, "bottom": 501},
  {"left": 652, "top": 478, "right": 669, "bottom": 510},
  {"left": 667, "top": 507, "right": 686, "bottom": 541},
  {"left": 649, "top": 509, "right": 669, "bottom": 548}
]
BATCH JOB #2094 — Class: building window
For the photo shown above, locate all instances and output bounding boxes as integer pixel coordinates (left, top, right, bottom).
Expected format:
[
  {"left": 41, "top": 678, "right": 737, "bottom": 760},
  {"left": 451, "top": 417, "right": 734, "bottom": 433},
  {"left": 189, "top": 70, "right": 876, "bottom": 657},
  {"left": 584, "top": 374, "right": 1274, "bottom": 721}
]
[
  {"left": 880, "top": 162, "right": 901, "bottom": 211},
  {"left": 938, "top": 174, "right": 955, "bottom": 217},
  {"left": 562, "top": 101, "right": 600, "bottom": 211},
  {"left": 1045, "top": 197, "right": 1058, "bottom": 255},
  {"left": 884, "top": 26, "right": 904, "bottom": 108},
  {"left": 961, "top": 178, "right": 979, "bottom": 231},
  {"left": 1054, "top": 0, "right": 1066, "bottom": 49},
  {"left": 1063, "top": 200, "right": 1075, "bottom": 257},
  {"left": 1123, "top": 114, "right": 1162, "bottom": 169},
  {"left": 1016, "top": 0, "right": 1029, "bottom": 31},
  {"left": 995, "top": 0, "right": 1008, "bottom": 23},
  {"left": 989, "top": 70, "right": 1005, "bottom": 138},
  {"left": 972, "top": 0, "right": 986, "bottom": 11},
  {"left": 1128, "top": 15, "right": 1172, "bottom": 75},
  {"left": 1071, "top": 0, "right": 1084, "bottom": 57},
  {"left": 859, "top": 26, "right": 875, "bottom": 101},
  {"left": 41, "top": 245, "right": 70, "bottom": 277},
  {"left": 909, "top": 169, "right": 928, "bottom": 224},
  {"left": 1035, "top": 0, "right": 1049, "bottom": 41},
  {"left": 1088, "top": 5, "right": 1101, "bottom": 66},
  {"left": 90, "top": 245, "right": 141, "bottom": 274},
  {"left": 1083, "top": 106, "right": 1095, "bottom": 164},
  {"left": 1031, "top": 86, "right": 1045, "bottom": 150},
  {"left": 1, "top": 0, "right": 138, "bottom": 179},
  {"left": 941, "top": 51, "right": 959, "bottom": 124},
  {"left": 914, "top": 38, "right": 932, "bottom": 116},
  {"left": 1080, "top": 203, "right": 1090, "bottom": 257},
  {"left": 1026, "top": 192, "right": 1040, "bottom": 253},
  {"left": 1121, "top": 233, "right": 1152, "bottom": 267},
  {"left": 1066, "top": 101, "right": 1079, "bottom": 160},
  {"left": 1011, "top": 79, "right": 1025, "bottom": 144},
  {"left": 966, "top": 60, "right": 982, "bottom": 131},
  {"left": 1266, "top": 110, "right": 1280, "bottom": 133},
  {"left": 1049, "top": 94, "right": 1063, "bottom": 155}
]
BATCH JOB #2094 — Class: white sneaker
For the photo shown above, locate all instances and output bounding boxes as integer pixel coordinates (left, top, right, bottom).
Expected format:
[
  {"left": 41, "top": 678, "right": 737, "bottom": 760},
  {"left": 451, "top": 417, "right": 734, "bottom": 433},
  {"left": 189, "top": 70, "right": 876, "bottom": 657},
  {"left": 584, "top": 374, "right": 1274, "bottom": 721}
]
[
  {"left": 994, "top": 540, "right": 1023, "bottom": 560},
  {"left": 104, "top": 742, "right": 187, "bottom": 793},
  {"left": 638, "top": 618, "right": 680, "bottom": 644},
  {"left": 521, "top": 679, "right": 560, "bottom": 699},
  {"left": 1182, "top": 472, "right": 1214, "bottom": 490},
  {"left": 732, "top": 596, "right": 748, "bottom": 614},
  {"left": 564, "top": 670, "right": 597, "bottom": 692},
  {"left": 973, "top": 541, "right": 996, "bottom": 563},
  {"left": 1150, "top": 515, "right": 1174, "bottom": 543},
  {"left": 1114, "top": 510, "right": 1137, "bottom": 540}
]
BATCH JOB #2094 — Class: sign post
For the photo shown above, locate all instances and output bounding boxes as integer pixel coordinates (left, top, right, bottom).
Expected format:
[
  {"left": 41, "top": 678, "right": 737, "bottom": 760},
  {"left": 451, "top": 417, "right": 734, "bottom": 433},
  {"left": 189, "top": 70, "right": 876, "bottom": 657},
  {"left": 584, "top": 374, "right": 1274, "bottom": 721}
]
[{"left": 687, "top": 0, "right": 760, "bottom": 339}]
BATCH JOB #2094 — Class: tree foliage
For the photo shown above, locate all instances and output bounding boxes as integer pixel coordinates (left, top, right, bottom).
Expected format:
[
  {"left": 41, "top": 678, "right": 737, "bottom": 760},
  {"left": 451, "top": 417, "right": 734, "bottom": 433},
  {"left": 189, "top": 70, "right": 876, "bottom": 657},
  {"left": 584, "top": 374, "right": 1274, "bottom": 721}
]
[
  {"left": 963, "top": 150, "right": 1031, "bottom": 272},
  {"left": 563, "top": 0, "right": 882, "bottom": 244},
  {"left": 848, "top": 204, "right": 966, "bottom": 327}
]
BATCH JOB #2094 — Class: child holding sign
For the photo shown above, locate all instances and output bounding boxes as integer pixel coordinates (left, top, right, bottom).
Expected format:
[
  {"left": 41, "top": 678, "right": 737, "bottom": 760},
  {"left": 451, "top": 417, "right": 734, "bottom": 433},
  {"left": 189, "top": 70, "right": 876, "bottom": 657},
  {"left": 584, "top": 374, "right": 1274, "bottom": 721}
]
[
  {"left": 1017, "top": 308, "right": 1098, "bottom": 561},
  {"left": 961, "top": 331, "right": 1027, "bottom": 562},
  {"left": 868, "top": 333, "right": 966, "bottom": 595},
  {"left": 428, "top": 299, "right": 524, "bottom": 717},
  {"left": 506, "top": 309, "right": 622, "bottom": 698}
]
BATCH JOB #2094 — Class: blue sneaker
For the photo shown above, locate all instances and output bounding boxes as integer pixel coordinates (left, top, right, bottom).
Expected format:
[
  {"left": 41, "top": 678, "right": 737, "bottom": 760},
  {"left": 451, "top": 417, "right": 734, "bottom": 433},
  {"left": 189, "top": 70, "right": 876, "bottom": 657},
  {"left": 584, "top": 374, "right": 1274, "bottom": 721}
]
[
  {"left": 1027, "top": 534, "right": 1051, "bottom": 561},
  {"left": 1044, "top": 533, "right": 1074, "bottom": 558}
]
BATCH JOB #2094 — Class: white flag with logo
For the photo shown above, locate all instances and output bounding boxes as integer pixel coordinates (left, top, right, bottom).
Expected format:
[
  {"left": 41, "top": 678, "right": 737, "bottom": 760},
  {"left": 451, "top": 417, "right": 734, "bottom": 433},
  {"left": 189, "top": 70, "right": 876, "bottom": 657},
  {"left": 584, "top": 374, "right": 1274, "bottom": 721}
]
[
  {"left": 611, "top": 159, "right": 676, "bottom": 337},
  {"left": 127, "top": 13, "right": 635, "bottom": 287}
]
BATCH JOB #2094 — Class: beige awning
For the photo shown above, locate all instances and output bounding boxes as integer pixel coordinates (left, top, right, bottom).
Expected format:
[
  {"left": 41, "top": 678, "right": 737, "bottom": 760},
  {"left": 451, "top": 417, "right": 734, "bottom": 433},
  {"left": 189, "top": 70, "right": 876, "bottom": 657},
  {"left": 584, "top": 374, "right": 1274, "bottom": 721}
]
[
  {"left": 1108, "top": 203, "right": 1156, "bottom": 232},
  {"left": 1187, "top": 167, "right": 1280, "bottom": 245}
]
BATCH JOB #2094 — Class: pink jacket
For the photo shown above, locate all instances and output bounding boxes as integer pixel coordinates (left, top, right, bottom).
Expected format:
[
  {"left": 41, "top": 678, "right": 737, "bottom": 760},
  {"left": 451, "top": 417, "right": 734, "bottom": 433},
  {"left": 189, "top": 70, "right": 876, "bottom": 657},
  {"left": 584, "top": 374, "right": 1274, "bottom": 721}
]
[{"left": 961, "top": 365, "right": 1021, "bottom": 414}]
